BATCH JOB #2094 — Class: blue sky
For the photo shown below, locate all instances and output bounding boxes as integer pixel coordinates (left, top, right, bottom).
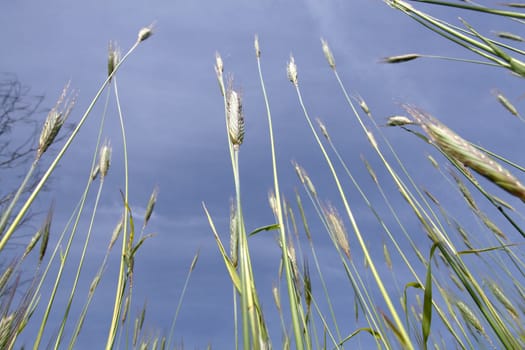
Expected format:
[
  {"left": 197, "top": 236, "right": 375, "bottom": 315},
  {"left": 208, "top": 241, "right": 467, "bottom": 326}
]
[{"left": 2, "top": 0, "right": 525, "bottom": 348}]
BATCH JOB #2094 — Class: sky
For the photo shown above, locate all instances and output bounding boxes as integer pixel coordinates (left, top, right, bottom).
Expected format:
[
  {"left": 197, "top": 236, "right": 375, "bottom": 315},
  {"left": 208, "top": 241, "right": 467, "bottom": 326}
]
[{"left": 2, "top": 0, "right": 525, "bottom": 349}]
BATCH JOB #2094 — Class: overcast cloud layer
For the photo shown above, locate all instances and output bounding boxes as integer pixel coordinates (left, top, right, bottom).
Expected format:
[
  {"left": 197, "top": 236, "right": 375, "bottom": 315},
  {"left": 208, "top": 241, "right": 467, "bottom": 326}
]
[{"left": 2, "top": 1, "right": 525, "bottom": 348}]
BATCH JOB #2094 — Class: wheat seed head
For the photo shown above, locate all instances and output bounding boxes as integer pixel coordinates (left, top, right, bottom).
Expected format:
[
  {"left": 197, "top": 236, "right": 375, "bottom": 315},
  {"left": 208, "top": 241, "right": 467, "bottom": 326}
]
[
  {"left": 38, "top": 82, "right": 76, "bottom": 158},
  {"left": 405, "top": 104, "right": 525, "bottom": 202},
  {"left": 321, "top": 38, "right": 335, "bottom": 69},
  {"left": 226, "top": 85, "right": 245, "bottom": 149},
  {"left": 287, "top": 55, "right": 298, "bottom": 86},
  {"left": 215, "top": 52, "right": 224, "bottom": 79},
  {"left": 99, "top": 140, "right": 112, "bottom": 179},
  {"left": 144, "top": 186, "right": 159, "bottom": 226},
  {"left": 254, "top": 35, "right": 261, "bottom": 58},
  {"left": 108, "top": 41, "right": 121, "bottom": 79},
  {"left": 382, "top": 53, "right": 421, "bottom": 64},
  {"left": 387, "top": 115, "right": 413, "bottom": 126},
  {"left": 137, "top": 22, "right": 155, "bottom": 43},
  {"left": 324, "top": 203, "right": 351, "bottom": 259}
]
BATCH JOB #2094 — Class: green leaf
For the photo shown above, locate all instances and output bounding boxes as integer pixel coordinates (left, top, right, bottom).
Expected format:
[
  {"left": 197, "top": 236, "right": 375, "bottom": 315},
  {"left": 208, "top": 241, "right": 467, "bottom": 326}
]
[
  {"left": 458, "top": 243, "right": 519, "bottom": 255},
  {"left": 403, "top": 282, "right": 423, "bottom": 327},
  {"left": 203, "top": 203, "right": 241, "bottom": 292},
  {"left": 337, "top": 327, "right": 381, "bottom": 348},
  {"left": 422, "top": 243, "right": 439, "bottom": 349},
  {"left": 248, "top": 223, "right": 280, "bottom": 237}
]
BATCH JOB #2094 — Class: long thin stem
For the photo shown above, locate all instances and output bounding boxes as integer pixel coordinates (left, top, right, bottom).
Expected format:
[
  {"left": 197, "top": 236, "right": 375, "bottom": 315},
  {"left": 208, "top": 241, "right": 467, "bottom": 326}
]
[
  {"left": 166, "top": 250, "right": 199, "bottom": 349},
  {"left": 0, "top": 159, "right": 38, "bottom": 236},
  {"left": 292, "top": 78, "right": 414, "bottom": 348},
  {"left": 256, "top": 44, "right": 305, "bottom": 349},
  {"left": 233, "top": 149, "right": 251, "bottom": 349},
  {"left": 106, "top": 75, "right": 131, "bottom": 350},
  {"left": 54, "top": 178, "right": 105, "bottom": 349},
  {"left": 0, "top": 41, "right": 141, "bottom": 254}
]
